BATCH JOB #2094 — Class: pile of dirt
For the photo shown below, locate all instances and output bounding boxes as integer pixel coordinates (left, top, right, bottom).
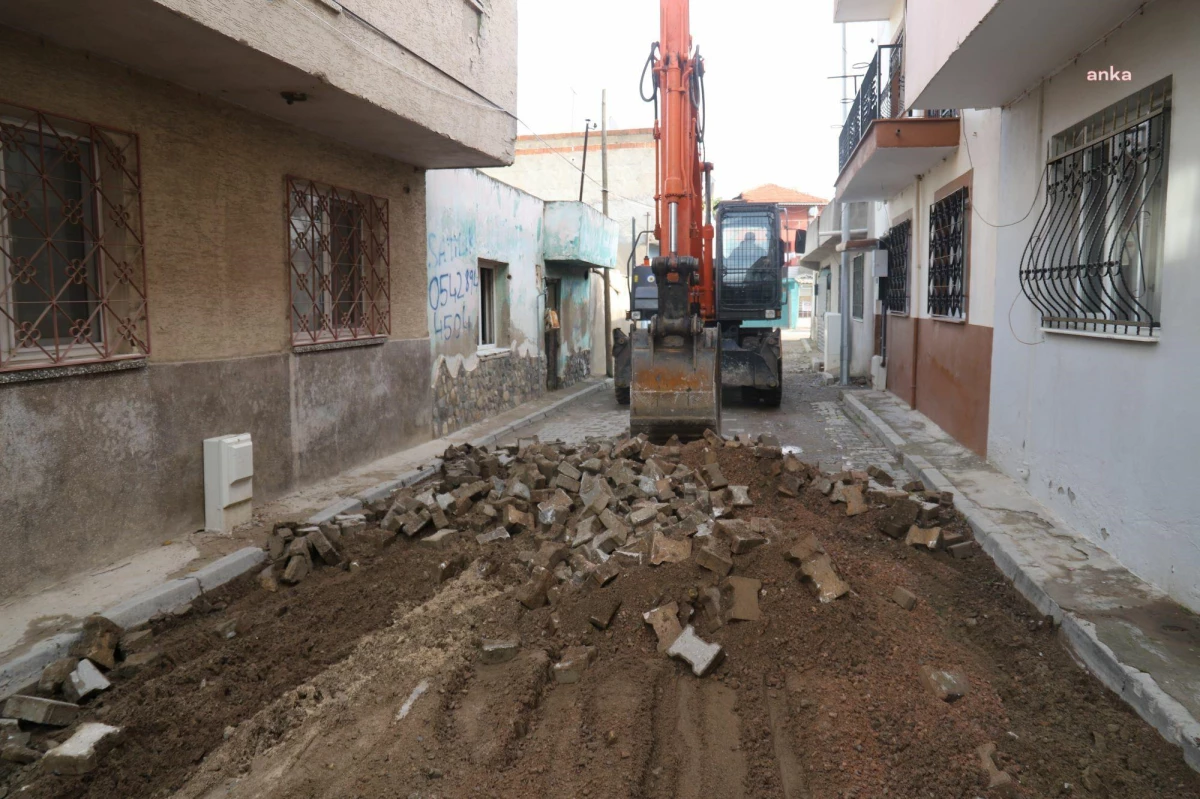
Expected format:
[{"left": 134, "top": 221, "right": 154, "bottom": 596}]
[{"left": 5, "top": 430, "right": 1200, "bottom": 799}]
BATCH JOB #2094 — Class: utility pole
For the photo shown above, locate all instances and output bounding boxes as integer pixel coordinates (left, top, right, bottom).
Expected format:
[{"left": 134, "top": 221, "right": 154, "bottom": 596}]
[
  {"left": 838, "top": 23, "right": 852, "bottom": 386},
  {"left": 578, "top": 119, "right": 595, "bottom": 202},
  {"left": 601, "top": 91, "right": 613, "bottom": 377}
]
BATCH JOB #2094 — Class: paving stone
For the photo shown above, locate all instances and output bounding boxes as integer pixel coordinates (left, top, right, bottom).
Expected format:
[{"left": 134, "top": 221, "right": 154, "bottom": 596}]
[
  {"left": 784, "top": 534, "right": 826, "bottom": 564},
  {"left": 589, "top": 596, "right": 622, "bottom": 630},
  {"left": 557, "top": 461, "right": 582, "bottom": 481},
  {"left": 111, "top": 650, "right": 161, "bottom": 680},
  {"left": 902, "top": 479, "right": 926, "bottom": 493},
  {"left": 1, "top": 744, "right": 39, "bottom": 764},
  {"left": 844, "top": 484, "right": 869, "bottom": 516},
  {"left": 63, "top": 659, "right": 111, "bottom": 702},
  {"left": 777, "top": 474, "right": 802, "bottom": 497},
  {"left": 281, "top": 554, "right": 311, "bottom": 584},
  {"left": 726, "top": 576, "right": 762, "bottom": 621},
  {"left": 307, "top": 527, "right": 342, "bottom": 566},
  {"left": 666, "top": 626, "right": 724, "bottom": 677},
  {"left": 867, "top": 465, "right": 894, "bottom": 486},
  {"left": 918, "top": 501, "right": 941, "bottom": 525},
  {"left": 892, "top": 586, "right": 918, "bottom": 611},
  {"left": 477, "top": 526, "right": 511, "bottom": 544},
  {"left": 479, "top": 639, "right": 520, "bottom": 665},
  {"left": 70, "top": 616, "right": 122, "bottom": 671},
  {"left": 948, "top": 541, "right": 978, "bottom": 559},
  {"left": 571, "top": 517, "right": 597, "bottom": 548},
  {"left": 919, "top": 665, "right": 969, "bottom": 702},
  {"left": 438, "top": 554, "right": 470, "bottom": 583},
  {"left": 703, "top": 462, "right": 728, "bottom": 490},
  {"left": 590, "top": 561, "right": 620, "bottom": 588},
  {"left": 628, "top": 505, "right": 658, "bottom": 527},
  {"left": 533, "top": 541, "right": 570, "bottom": 569},
  {"left": 503, "top": 505, "right": 534, "bottom": 532},
  {"left": 695, "top": 538, "right": 733, "bottom": 577},
  {"left": 257, "top": 565, "right": 280, "bottom": 593},
  {"left": 976, "top": 742, "right": 1017, "bottom": 794},
  {"left": 716, "top": 518, "right": 767, "bottom": 555},
  {"left": 701, "top": 586, "right": 725, "bottom": 627},
  {"left": 905, "top": 525, "right": 942, "bottom": 550},
  {"left": 643, "top": 602, "right": 683, "bottom": 652},
  {"left": 941, "top": 529, "right": 967, "bottom": 548},
  {"left": 1, "top": 695, "right": 79, "bottom": 727},
  {"left": 598, "top": 509, "right": 631, "bottom": 543},
  {"left": 40, "top": 722, "right": 121, "bottom": 776},
  {"left": 650, "top": 533, "right": 692, "bottom": 565},
  {"left": 613, "top": 549, "right": 646, "bottom": 567},
  {"left": 517, "top": 566, "right": 555, "bottom": 609},
  {"left": 800, "top": 554, "right": 850, "bottom": 603},
  {"left": 553, "top": 646, "right": 596, "bottom": 683},
  {"left": 877, "top": 498, "right": 921, "bottom": 538},
  {"left": 727, "top": 485, "right": 753, "bottom": 507},
  {"left": 38, "top": 658, "right": 79, "bottom": 695},
  {"left": 593, "top": 531, "right": 620, "bottom": 555},
  {"left": 812, "top": 476, "right": 834, "bottom": 495}
]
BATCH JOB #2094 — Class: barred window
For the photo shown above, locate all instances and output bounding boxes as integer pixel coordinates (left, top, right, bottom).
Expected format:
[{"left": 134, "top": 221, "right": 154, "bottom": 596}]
[
  {"left": 851, "top": 254, "right": 864, "bottom": 320},
  {"left": 0, "top": 103, "right": 149, "bottom": 372},
  {"left": 881, "top": 219, "right": 910, "bottom": 314},
  {"left": 928, "top": 186, "right": 969, "bottom": 319},
  {"left": 1021, "top": 79, "right": 1169, "bottom": 337},
  {"left": 287, "top": 177, "right": 389, "bottom": 346}
]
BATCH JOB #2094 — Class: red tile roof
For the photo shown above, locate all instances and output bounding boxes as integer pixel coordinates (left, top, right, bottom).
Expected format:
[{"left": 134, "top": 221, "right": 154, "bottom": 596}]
[{"left": 735, "top": 184, "right": 829, "bottom": 205}]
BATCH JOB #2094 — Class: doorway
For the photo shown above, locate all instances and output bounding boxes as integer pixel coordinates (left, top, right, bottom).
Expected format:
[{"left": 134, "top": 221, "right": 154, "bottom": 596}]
[{"left": 544, "top": 278, "right": 561, "bottom": 391}]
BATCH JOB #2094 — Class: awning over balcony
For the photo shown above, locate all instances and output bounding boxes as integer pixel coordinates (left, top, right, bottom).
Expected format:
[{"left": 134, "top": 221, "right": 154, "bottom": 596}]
[
  {"left": 543, "top": 202, "right": 619, "bottom": 269},
  {"left": 835, "top": 117, "right": 960, "bottom": 202},
  {"left": 833, "top": 0, "right": 895, "bottom": 23},
  {"left": 906, "top": 0, "right": 1149, "bottom": 109}
]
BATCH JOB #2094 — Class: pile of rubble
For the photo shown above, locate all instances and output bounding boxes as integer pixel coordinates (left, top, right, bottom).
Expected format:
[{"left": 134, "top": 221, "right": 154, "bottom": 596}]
[{"left": 1, "top": 615, "right": 160, "bottom": 776}]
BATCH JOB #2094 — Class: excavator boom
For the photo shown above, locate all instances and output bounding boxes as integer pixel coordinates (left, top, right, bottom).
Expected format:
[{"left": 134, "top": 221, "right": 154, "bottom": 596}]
[{"left": 628, "top": 0, "right": 720, "bottom": 442}]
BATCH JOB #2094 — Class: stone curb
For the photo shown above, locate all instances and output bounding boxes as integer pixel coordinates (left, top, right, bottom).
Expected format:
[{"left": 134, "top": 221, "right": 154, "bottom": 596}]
[
  {"left": 0, "top": 632, "right": 77, "bottom": 701},
  {"left": 840, "top": 391, "right": 1200, "bottom": 773},
  {"left": 189, "top": 548, "right": 268, "bottom": 594},
  {"left": 467, "top": 378, "right": 611, "bottom": 449}
]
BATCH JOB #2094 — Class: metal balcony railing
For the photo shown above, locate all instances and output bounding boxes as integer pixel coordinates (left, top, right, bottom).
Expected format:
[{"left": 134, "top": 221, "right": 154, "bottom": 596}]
[{"left": 838, "top": 38, "right": 959, "bottom": 171}]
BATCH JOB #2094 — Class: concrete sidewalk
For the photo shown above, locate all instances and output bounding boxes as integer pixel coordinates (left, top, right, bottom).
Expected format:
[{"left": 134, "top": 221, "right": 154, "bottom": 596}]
[
  {"left": 0, "top": 378, "right": 610, "bottom": 692},
  {"left": 842, "top": 389, "right": 1200, "bottom": 772}
]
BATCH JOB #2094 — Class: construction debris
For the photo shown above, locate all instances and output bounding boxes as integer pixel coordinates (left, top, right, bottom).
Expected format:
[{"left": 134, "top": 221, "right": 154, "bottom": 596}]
[
  {"left": 40, "top": 722, "right": 121, "bottom": 776},
  {"left": 70, "top": 615, "right": 122, "bottom": 670},
  {"left": 920, "top": 665, "right": 970, "bottom": 703},
  {"left": 63, "top": 659, "right": 111, "bottom": 703},
  {"left": 643, "top": 602, "right": 684, "bottom": 652},
  {"left": 725, "top": 576, "right": 762, "bottom": 621},
  {"left": 2, "top": 695, "right": 79, "bottom": 727},
  {"left": 892, "top": 586, "right": 918, "bottom": 611},
  {"left": 666, "top": 626, "right": 724, "bottom": 677},
  {"left": 977, "top": 742, "right": 1017, "bottom": 795}
]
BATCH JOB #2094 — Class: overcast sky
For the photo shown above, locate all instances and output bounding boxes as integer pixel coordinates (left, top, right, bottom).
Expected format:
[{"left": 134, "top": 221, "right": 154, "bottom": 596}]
[{"left": 512, "top": 0, "right": 880, "bottom": 202}]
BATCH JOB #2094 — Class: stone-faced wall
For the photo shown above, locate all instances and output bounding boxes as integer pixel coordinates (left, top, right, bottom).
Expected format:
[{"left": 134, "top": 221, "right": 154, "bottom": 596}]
[
  {"left": 432, "top": 352, "right": 544, "bottom": 437},
  {"left": 562, "top": 349, "right": 592, "bottom": 388}
]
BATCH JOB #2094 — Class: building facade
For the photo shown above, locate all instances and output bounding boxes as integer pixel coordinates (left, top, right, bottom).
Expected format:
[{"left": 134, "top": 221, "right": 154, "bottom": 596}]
[
  {"left": 829, "top": 0, "right": 1200, "bottom": 613},
  {"left": 0, "top": 0, "right": 517, "bottom": 599}
]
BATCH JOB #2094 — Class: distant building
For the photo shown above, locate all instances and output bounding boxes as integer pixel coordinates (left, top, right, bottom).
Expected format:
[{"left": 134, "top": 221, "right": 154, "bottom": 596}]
[{"left": 732, "top": 184, "right": 828, "bottom": 266}]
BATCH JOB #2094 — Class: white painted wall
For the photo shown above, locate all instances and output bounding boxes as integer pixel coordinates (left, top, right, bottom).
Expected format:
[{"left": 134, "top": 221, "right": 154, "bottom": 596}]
[
  {"left": 986, "top": 0, "right": 1200, "bottom": 612},
  {"left": 905, "top": 0, "right": 998, "bottom": 106}
]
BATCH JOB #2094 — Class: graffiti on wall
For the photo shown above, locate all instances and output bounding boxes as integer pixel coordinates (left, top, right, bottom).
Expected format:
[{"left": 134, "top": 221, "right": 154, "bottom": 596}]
[{"left": 427, "top": 228, "right": 478, "bottom": 342}]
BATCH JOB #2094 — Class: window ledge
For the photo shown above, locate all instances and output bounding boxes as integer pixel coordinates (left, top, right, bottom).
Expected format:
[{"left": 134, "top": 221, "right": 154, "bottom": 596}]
[
  {"left": 477, "top": 346, "right": 512, "bottom": 360},
  {"left": 1040, "top": 327, "right": 1160, "bottom": 344},
  {"left": 930, "top": 315, "right": 967, "bottom": 325},
  {"left": 293, "top": 335, "right": 388, "bottom": 354},
  {"left": 0, "top": 356, "right": 147, "bottom": 385}
]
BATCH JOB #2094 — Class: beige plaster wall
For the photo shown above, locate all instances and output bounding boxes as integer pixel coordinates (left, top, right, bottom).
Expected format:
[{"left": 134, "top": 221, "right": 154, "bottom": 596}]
[{"left": 1, "top": 26, "right": 428, "bottom": 362}]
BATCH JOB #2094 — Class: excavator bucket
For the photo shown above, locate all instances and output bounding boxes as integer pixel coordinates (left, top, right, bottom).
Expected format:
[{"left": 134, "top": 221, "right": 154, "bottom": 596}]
[{"left": 629, "top": 325, "right": 721, "bottom": 443}]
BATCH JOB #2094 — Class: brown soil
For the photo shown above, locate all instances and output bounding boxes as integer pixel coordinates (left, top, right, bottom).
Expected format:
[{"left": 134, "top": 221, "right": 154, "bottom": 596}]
[{"left": 6, "top": 443, "right": 1200, "bottom": 799}]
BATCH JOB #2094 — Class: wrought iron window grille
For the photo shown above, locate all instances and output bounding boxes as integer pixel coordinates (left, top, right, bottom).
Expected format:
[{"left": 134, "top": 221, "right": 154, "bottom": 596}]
[
  {"left": 1020, "top": 79, "right": 1169, "bottom": 337},
  {"left": 881, "top": 220, "right": 911, "bottom": 314},
  {"left": 287, "top": 177, "right": 390, "bottom": 346},
  {"left": 928, "top": 187, "right": 969, "bottom": 319},
  {"left": 838, "top": 34, "right": 959, "bottom": 171},
  {"left": 0, "top": 102, "right": 149, "bottom": 372},
  {"left": 851, "top": 254, "right": 865, "bottom": 320}
]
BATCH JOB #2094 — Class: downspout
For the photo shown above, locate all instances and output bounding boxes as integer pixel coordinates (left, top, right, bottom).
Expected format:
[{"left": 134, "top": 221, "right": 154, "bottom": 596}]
[
  {"left": 910, "top": 175, "right": 921, "bottom": 405},
  {"left": 838, "top": 21, "right": 852, "bottom": 386}
]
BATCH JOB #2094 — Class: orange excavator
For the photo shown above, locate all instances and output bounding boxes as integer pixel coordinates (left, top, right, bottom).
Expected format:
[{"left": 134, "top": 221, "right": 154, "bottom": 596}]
[{"left": 626, "top": 0, "right": 722, "bottom": 442}]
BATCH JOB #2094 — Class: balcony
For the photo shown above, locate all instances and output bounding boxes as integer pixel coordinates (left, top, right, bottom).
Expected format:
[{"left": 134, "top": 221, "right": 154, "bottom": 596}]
[
  {"left": 835, "top": 40, "right": 960, "bottom": 203},
  {"left": 543, "top": 202, "right": 619, "bottom": 270},
  {"left": 833, "top": 0, "right": 896, "bottom": 23},
  {"left": 800, "top": 203, "right": 869, "bottom": 268},
  {"left": 905, "top": 0, "right": 1150, "bottom": 109}
]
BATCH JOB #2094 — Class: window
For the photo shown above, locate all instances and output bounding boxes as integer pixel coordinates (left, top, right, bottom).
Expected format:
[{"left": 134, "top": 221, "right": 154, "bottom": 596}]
[
  {"left": 1021, "top": 78, "right": 1169, "bottom": 337},
  {"left": 0, "top": 102, "right": 149, "bottom": 372},
  {"left": 928, "top": 186, "right": 969, "bottom": 319},
  {"left": 477, "top": 259, "right": 507, "bottom": 348},
  {"left": 287, "top": 177, "right": 389, "bottom": 346},
  {"left": 881, "top": 219, "right": 911, "bottom": 314},
  {"left": 851, "top": 254, "right": 864, "bottom": 320}
]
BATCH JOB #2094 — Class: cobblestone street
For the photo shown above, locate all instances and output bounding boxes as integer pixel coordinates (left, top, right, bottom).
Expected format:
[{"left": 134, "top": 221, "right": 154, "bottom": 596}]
[{"left": 498, "top": 339, "right": 898, "bottom": 473}]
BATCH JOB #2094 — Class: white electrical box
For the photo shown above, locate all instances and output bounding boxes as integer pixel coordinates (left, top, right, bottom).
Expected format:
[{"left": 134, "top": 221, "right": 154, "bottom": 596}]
[{"left": 203, "top": 433, "right": 254, "bottom": 534}]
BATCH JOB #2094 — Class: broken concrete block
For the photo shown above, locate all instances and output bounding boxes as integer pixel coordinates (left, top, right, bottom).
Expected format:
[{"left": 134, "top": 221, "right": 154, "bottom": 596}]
[
  {"left": 2, "top": 695, "right": 79, "bottom": 727},
  {"left": 63, "top": 659, "right": 111, "bottom": 702},
  {"left": 477, "top": 526, "right": 511, "bottom": 544},
  {"left": 38, "top": 658, "right": 79, "bottom": 695},
  {"left": 727, "top": 485, "right": 753, "bottom": 507},
  {"left": 590, "top": 561, "right": 620, "bottom": 588},
  {"left": 281, "top": 554, "right": 311, "bottom": 584},
  {"left": 1, "top": 744, "right": 40, "bottom": 764},
  {"left": 892, "top": 586, "right": 918, "bottom": 611},
  {"left": 948, "top": 541, "right": 978, "bottom": 559},
  {"left": 307, "top": 527, "right": 342, "bottom": 566},
  {"left": 70, "top": 615, "right": 122, "bottom": 671},
  {"left": 844, "top": 484, "right": 869, "bottom": 516},
  {"left": 919, "top": 665, "right": 969, "bottom": 702},
  {"left": 800, "top": 554, "right": 850, "bottom": 603},
  {"left": 905, "top": 525, "right": 942, "bottom": 550},
  {"left": 877, "top": 498, "right": 921, "bottom": 538},
  {"left": 553, "top": 646, "right": 596, "bottom": 683},
  {"left": 726, "top": 576, "right": 762, "bottom": 621},
  {"left": 111, "top": 650, "right": 161, "bottom": 680},
  {"left": 666, "top": 626, "right": 724, "bottom": 677},
  {"left": 40, "top": 722, "right": 121, "bottom": 776},
  {"left": 703, "top": 462, "right": 728, "bottom": 490},
  {"left": 695, "top": 538, "right": 733, "bottom": 577},
  {"left": 643, "top": 602, "right": 683, "bottom": 652},
  {"left": 517, "top": 566, "right": 555, "bottom": 609},
  {"left": 650, "top": 533, "right": 692, "bottom": 565},
  {"left": 589, "top": 597, "right": 622, "bottom": 630},
  {"left": 479, "top": 639, "right": 520, "bottom": 665}
]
